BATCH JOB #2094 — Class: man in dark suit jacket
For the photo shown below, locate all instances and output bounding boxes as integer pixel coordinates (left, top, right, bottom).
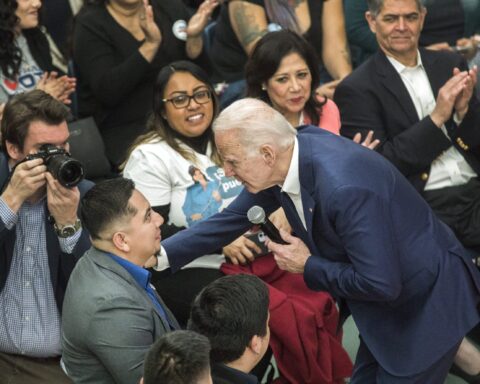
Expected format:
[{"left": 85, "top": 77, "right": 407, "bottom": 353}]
[
  {"left": 156, "top": 98, "right": 480, "bottom": 382},
  {"left": 0, "top": 90, "right": 92, "bottom": 384},
  {"left": 62, "top": 178, "right": 179, "bottom": 384},
  {"left": 334, "top": 0, "right": 480, "bottom": 256}
]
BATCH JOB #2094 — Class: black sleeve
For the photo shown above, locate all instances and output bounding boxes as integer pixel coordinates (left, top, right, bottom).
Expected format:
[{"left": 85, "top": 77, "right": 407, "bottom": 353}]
[
  {"left": 73, "top": 8, "right": 154, "bottom": 107},
  {"left": 152, "top": 204, "right": 186, "bottom": 239}
]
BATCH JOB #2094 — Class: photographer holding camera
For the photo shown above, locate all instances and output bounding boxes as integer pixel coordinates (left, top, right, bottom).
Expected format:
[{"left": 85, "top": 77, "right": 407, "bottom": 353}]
[{"left": 0, "top": 90, "right": 93, "bottom": 384}]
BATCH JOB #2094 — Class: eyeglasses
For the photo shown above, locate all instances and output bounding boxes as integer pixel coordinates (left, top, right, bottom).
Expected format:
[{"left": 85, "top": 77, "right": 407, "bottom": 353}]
[{"left": 162, "top": 90, "right": 212, "bottom": 109}]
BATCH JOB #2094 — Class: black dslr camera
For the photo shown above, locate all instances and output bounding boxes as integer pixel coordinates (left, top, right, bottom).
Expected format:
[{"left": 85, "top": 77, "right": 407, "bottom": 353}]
[{"left": 25, "top": 144, "right": 84, "bottom": 188}]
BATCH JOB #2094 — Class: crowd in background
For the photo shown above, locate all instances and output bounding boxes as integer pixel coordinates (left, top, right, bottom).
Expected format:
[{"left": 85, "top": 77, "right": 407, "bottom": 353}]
[{"left": 1, "top": 0, "right": 480, "bottom": 383}]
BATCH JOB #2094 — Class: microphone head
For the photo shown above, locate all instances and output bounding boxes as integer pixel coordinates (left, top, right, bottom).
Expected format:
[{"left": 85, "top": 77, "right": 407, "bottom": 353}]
[{"left": 247, "top": 206, "right": 266, "bottom": 225}]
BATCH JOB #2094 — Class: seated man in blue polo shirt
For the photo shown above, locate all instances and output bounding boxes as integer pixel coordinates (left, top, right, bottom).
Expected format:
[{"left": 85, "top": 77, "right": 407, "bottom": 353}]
[{"left": 61, "top": 178, "right": 179, "bottom": 384}]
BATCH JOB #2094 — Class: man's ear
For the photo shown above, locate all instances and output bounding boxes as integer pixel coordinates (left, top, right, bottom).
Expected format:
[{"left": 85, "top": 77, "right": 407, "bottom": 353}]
[
  {"left": 260, "top": 145, "right": 275, "bottom": 167},
  {"left": 248, "top": 335, "right": 263, "bottom": 355},
  {"left": 5, "top": 141, "right": 23, "bottom": 162},
  {"left": 112, "top": 232, "right": 130, "bottom": 253},
  {"left": 365, "top": 11, "right": 377, "bottom": 34}
]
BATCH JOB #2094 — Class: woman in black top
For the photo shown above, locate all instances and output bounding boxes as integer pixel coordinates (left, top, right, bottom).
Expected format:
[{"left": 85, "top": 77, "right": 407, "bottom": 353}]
[{"left": 73, "top": 0, "right": 218, "bottom": 168}]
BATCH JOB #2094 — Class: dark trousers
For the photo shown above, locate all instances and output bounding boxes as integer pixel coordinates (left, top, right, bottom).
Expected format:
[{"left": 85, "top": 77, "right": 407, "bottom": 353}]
[
  {"left": 0, "top": 351, "right": 73, "bottom": 384},
  {"left": 423, "top": 178, "right": 480, "bottom": 255},
  {"left": 351, "top": 338, "right": 461, "bottom": 383}
]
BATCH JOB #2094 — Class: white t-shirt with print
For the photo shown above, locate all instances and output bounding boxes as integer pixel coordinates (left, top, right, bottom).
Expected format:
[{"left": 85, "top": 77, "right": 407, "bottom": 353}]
[{"left": 123, "top": 138, "right": 243, "bottom": 269}]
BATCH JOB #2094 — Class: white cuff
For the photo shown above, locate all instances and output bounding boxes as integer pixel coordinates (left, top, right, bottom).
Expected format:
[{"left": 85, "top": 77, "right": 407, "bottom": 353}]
[{"left": 153, "top": 246, "right": 170, "bottom": 271}]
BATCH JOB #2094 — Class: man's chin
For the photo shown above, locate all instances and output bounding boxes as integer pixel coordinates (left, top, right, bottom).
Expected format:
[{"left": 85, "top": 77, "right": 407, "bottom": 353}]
[{"left": 245, "top": 185, "right": 261, "bottom": 194}]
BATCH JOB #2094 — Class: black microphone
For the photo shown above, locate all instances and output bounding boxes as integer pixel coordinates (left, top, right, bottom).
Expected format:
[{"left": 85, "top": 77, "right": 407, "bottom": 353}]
[{"left": 247, "top": 206, "right": 288, "bottom": 245}]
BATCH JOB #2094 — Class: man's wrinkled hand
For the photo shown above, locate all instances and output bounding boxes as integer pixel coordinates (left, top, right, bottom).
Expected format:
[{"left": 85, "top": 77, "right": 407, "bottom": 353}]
[{"left": 268, "top": 229, "right": 311, "bottom": 274}]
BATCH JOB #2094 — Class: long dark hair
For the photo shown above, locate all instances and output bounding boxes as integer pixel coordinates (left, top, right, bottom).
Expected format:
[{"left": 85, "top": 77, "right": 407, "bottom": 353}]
[
  {"left": 0, "top": 0, "right": 21, "bottom": 79},
  {"left": 245, "top": 30, "right": 325, "bottom": 126},
  {"left": 123, "top": 61, "right": 221, "bottom": 167}
]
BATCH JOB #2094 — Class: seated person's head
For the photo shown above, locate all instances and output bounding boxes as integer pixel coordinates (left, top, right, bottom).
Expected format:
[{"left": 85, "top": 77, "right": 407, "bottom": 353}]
[
  {"left": 142, "top": 330, "right": 212, "bottom": 384},
  {"left": 188, "top": 274, "right": 270, "bottom": 370},
  {"left": 123, "top": 60, "right": 221, "bottom": 167},
  {"left": 245, "top": 30, "right": 323, "bottom": 125},
  {"left": 80, "top": 177, "right": 163, "bottom": 262},
  {"left": 1, "top": 90, "right": 70, "bottom": 166}
]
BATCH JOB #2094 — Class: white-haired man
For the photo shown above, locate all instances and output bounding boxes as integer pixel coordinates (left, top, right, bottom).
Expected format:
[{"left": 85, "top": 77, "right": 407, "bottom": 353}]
[{"left": 156, "top": 98, "right": 480, "bottom": 383}]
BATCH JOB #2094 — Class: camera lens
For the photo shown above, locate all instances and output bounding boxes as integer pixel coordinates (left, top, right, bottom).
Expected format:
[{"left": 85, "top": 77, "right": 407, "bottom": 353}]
[{"left": 48, "top": 155, "right": 84, "bottom": 187}]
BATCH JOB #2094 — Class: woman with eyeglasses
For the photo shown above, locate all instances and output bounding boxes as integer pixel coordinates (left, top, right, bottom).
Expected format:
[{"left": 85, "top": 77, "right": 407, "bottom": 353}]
[
  {"left": 73, "top": 0, "right": 219, "bottom": 168},
  {"left": 122, "top": 60, "right": 246, "bottom": 327}
]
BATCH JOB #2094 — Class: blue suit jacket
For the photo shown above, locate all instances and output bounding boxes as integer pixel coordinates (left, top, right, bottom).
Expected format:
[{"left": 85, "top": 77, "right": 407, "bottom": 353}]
[
  {"left": 163, "top": 127, "right": 480, "bottom": 375},
  {"left": 0, "top": 151, "right": 93, "bottom": 312}
]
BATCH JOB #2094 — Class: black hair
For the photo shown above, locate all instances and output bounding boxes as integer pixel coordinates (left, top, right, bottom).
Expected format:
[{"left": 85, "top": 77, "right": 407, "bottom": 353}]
[
  {"left": 245, "top": 30, "right": 325, "bottom": 126},
  {"left": 188, "top": 274, "right": 269, "bottom": 364},
  {"left": 80, "top": 178, "right": 137, "bottom": 240},
  {"left": 0, "top": 0, "right": 21, "bottom": 79},
  {"left": 143, "top": 330, "right": 211, "bottom": 384}
]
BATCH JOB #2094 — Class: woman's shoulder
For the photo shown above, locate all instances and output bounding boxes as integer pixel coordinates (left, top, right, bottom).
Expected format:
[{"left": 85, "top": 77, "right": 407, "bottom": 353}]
[{"left": 311, "top": 96, "right": 341, "bottom": 135}]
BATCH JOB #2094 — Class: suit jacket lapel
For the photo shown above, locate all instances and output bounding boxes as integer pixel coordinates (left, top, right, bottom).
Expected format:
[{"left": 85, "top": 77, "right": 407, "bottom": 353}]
[
  {"left": 375, "top": 51, "right": 419, "bottom": 125},
  {"left": 92, "top": 250, "right": 176, "bottom": 330},
  {"left": 296, "top": 137, "right": 319, "bottom": 253}
]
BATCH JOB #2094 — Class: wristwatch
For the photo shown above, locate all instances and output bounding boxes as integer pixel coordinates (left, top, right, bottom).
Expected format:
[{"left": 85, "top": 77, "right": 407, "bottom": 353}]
[{"left": 54, "top": 219, "right": 82, "bottom": 238}]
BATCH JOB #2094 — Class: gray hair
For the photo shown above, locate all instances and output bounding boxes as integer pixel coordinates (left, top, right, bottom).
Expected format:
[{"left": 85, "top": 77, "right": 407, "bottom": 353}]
[
  {"left": 212, "top": 98, "right": 296, "bottom": 157},
  {"left": 367, "top": 0, "right": 423, "bottom": 16}
]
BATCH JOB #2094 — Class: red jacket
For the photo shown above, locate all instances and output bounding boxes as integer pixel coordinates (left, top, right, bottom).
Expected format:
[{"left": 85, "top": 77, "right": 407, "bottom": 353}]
[{"left": 221, "top": 254, "right": 353, "bottom": 384}]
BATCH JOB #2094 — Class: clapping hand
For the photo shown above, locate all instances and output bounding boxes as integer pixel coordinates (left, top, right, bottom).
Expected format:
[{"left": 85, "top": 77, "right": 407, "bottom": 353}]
[
  {"left": 353, "top": 130, "right": 380, "bottom": 150},
  {"left": 36, "top": 72, "right": 76, "bottom": 105},
  {"left": 139, "top": 0, "right": 162, "bottom": 46},
  {"left": 186, "top": 0, "right": 220, "bottom": 38}
]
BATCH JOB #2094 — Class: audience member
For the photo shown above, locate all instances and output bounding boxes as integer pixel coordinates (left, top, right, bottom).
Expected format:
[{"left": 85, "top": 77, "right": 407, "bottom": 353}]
[
  {"left": 0, "top": 90, "right": 92, "bottom": 384},
  {"left": 73, "top": 0, "right": 218, "bottom": 168},
  {"left": 335, "top": 1, "right": 480, "bottom": 379},
  {"left": 209, "top": 0, "right": 352, "bottom": 106},
  {"left": 245, "top": 29, "right": 378, "bottom": 149},
  {"left": 336, "top": 0, "right": 480, "bottom": 274},
  {"left": 122, "top": 60, "right": 242, "bottom": 326},
  {"left": 188, "top": 274, "right": 270, "bottom": 384},
  {"left": 62, "top": 178, "right": 179, "bottom": 384},
  {"left": 0, "top": 0, "right": 76, "bottom": 105},
  {"left": 141, "top": 330, "right": 212, "bottom": 384},
  {"left": 344, "top": 0, "right": 477, "bottom": 66},
  {"left": 160, "top": 98, "right": 480, "bottom": 382}
]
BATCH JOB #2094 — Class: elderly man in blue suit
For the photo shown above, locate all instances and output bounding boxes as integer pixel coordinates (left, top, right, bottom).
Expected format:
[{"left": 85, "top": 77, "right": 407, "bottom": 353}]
[{"left": 153, "top": 98, "right": 480, "bottom": 383}]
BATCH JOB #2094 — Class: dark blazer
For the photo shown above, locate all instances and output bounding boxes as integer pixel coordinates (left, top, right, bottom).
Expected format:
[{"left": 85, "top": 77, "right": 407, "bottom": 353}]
[
  {"left": 62, "top": 247, "right": 179, "bottom": 384},
  {"left": 335, "top": 48, "right": 480, "bottom": 193},
  {"left": 0, "top": 151, "right": 93, "bottom": 312},
  {"left": 162, "top": 127, "right": 480, "bottom": 376}
]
